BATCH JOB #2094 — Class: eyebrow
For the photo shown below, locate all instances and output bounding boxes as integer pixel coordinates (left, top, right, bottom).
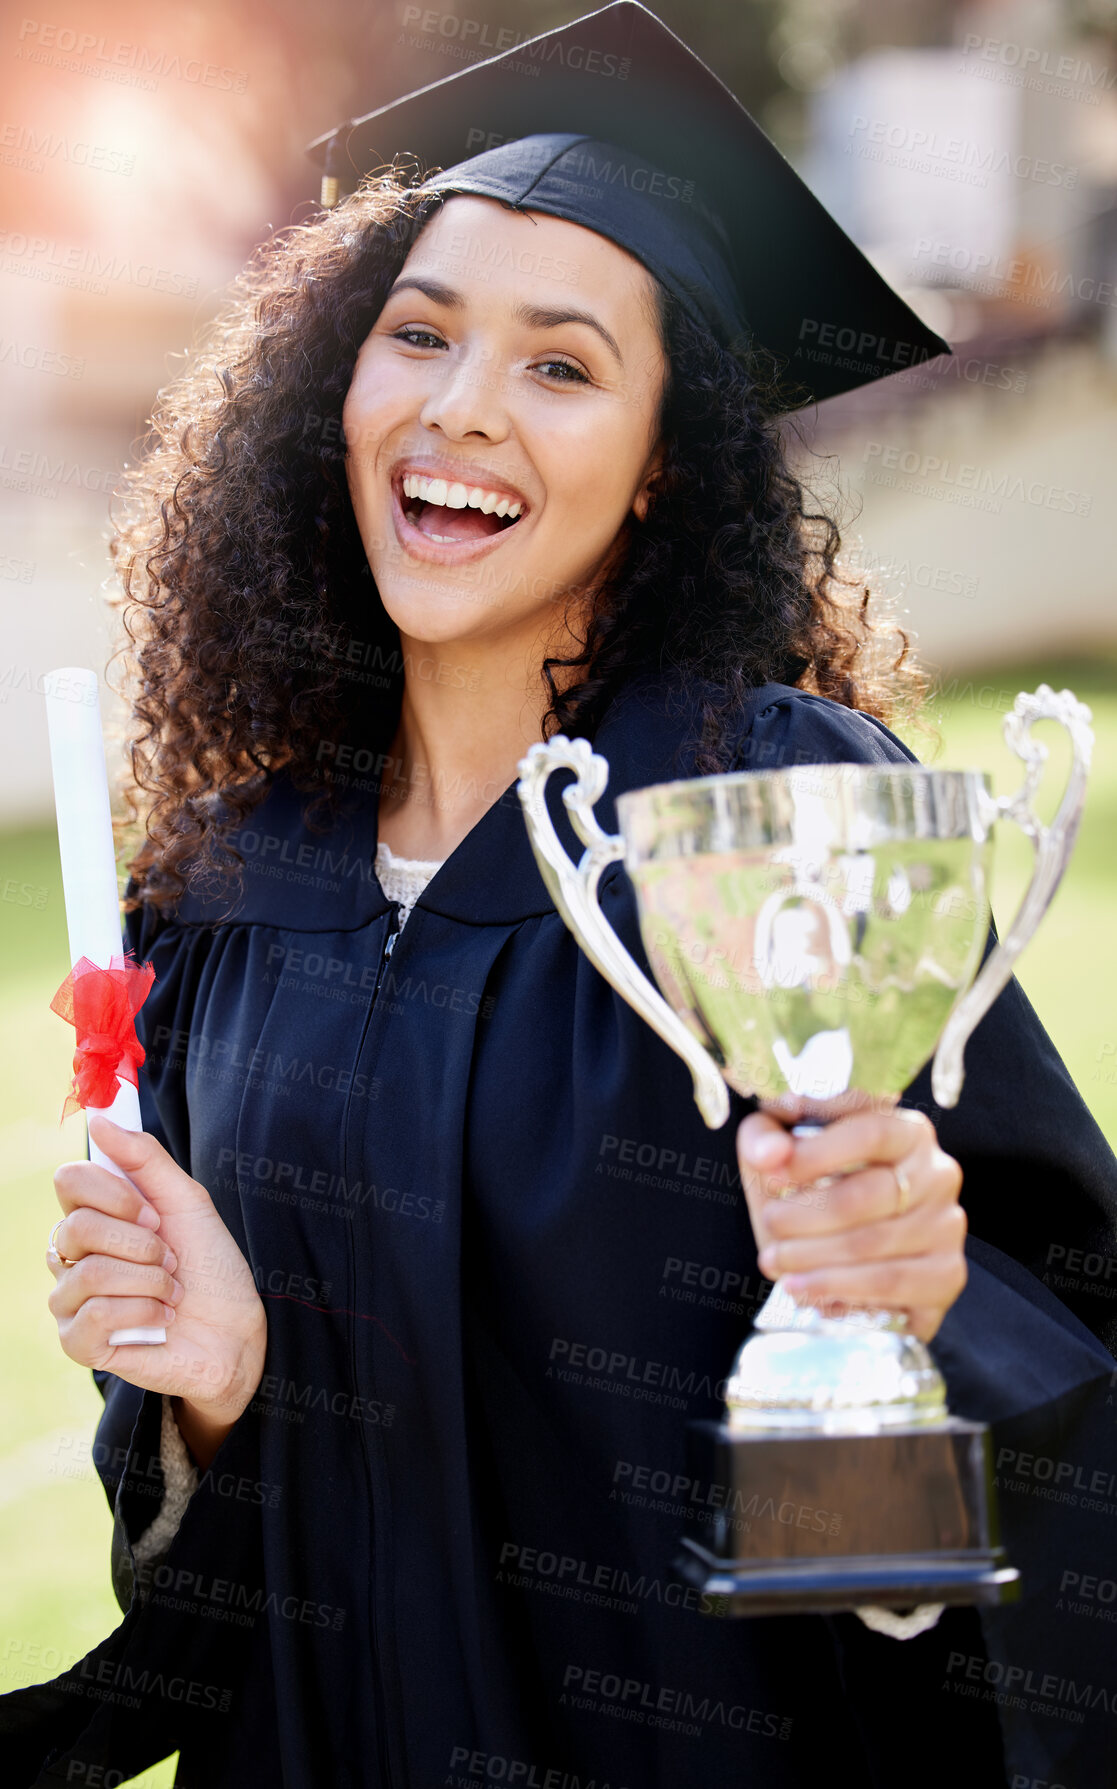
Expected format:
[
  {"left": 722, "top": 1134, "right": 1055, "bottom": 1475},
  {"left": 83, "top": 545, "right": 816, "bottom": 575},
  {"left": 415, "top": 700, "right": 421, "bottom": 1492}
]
[{"left": 383, "top": 276, "right": 624, "bottom": 368}]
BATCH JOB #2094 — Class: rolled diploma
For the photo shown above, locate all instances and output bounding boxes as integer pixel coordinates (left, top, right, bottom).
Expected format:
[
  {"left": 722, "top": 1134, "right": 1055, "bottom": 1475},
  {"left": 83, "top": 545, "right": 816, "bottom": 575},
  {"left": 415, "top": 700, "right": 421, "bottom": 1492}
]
[{"left": 43, "top": 667, "right": 166, "bottom": 1346}]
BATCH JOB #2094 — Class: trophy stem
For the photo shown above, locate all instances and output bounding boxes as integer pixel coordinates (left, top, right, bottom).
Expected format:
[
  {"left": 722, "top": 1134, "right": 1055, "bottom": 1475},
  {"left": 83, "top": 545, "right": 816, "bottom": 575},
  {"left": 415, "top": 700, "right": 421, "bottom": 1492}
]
[{"left": 729, "top": 1120, "right": 947, "bottom": 1434}]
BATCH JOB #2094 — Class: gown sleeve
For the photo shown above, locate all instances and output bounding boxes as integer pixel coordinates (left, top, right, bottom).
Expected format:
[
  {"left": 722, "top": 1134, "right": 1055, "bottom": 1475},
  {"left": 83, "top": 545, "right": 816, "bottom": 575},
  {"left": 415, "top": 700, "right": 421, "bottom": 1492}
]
[
  {"left": 734, "top": 686, "right": 1117, "bottom": 1787},
  {"left": 0, "top": 886, "right": 279, "bottom": 1785},
  {"left": 86, "top": 888, "right": 212, "bottom": 1615}
]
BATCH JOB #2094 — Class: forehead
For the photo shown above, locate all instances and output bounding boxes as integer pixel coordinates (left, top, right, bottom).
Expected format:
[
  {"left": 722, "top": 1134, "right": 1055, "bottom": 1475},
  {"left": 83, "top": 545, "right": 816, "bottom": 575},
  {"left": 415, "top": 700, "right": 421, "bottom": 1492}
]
[{"left": 399, "top": 193, "right": 660, "bottom": 326}]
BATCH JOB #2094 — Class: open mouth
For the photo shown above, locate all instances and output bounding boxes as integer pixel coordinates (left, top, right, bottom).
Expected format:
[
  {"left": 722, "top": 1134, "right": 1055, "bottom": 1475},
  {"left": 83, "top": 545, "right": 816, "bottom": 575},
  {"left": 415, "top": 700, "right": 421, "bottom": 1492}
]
[{"left": 393, "top": 473, "right": 527, "bottom": 550}]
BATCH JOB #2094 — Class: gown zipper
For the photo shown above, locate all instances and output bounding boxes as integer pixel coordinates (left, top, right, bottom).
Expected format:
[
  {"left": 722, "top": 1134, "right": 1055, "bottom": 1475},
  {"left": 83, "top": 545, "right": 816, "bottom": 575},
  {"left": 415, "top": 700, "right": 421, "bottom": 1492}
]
[
  {"left": 346, "top": 898, "right": 405, "bottom": 1788},
  {"left": 373, "top": 905, "right": 401, "bottom": 1003}
]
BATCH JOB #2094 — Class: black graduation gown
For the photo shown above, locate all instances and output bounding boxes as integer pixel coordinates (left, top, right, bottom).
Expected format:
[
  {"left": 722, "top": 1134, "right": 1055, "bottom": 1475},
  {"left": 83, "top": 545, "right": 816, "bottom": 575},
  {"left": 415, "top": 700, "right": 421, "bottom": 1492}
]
[{"left": 4, "top": 673, "right": 1117, "bottom": 1789}]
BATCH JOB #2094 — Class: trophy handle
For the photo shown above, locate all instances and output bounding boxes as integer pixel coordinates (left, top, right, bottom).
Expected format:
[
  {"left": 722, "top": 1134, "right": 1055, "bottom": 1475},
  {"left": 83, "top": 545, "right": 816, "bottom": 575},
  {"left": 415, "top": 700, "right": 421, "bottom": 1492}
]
[
  {"left": 517, "top": 735, "right": 730, "bottom": 1129},
  {"left": 931, "top": 685, "right": 1093, "bottom": 1108}
]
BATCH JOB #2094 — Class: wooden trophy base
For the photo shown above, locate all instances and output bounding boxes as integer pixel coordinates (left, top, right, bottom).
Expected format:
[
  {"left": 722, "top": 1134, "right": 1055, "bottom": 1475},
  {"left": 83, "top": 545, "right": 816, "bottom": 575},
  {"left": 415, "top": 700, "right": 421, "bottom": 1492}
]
[{"left": 674, "top": 1416, "right": 1020, "bottom": 1617}]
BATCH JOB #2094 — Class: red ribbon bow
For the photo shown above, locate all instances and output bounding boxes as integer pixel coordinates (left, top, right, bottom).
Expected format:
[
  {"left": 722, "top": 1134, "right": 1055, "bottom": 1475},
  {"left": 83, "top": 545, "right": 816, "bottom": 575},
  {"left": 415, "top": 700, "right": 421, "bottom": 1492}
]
[{"left": 49, "top": 951, "right": 156, "bottom": 1122}]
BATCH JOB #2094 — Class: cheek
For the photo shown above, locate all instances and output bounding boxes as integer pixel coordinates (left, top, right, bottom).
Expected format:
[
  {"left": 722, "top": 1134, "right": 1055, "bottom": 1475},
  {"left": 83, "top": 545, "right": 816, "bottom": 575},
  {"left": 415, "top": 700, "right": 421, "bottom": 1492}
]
[
  {"left": 540, "top": 420, "right": 646, "bottom": 535},
  {"left": 340, "top": 374, "right": 377, "bottom": 461},
  {"left": 341, "top": 380, "right": 393, "bottom": 497},
  {"left": 341, "top": 351, "right": 398, "bottom": 446}
]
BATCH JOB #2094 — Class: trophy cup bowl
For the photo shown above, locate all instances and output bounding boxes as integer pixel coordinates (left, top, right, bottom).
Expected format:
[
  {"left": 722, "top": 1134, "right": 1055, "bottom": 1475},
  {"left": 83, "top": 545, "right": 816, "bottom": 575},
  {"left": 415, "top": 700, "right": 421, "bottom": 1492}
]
[{"left": 516, "top": 686, "right": 1093, "bottom": 1621}]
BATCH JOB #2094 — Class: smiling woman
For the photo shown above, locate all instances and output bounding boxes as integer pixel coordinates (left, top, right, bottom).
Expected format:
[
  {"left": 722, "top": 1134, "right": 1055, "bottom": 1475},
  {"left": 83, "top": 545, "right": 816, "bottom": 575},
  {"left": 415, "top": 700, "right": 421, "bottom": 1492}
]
[
  {"left": 339, "top": 193, "right": 681, "bottom": 858},
  {"left": 4, "top": 5, "right": 1117, "bottom": 1789},
  {"left": 102, "top": 170, "right": 922, "bottom": 901}
]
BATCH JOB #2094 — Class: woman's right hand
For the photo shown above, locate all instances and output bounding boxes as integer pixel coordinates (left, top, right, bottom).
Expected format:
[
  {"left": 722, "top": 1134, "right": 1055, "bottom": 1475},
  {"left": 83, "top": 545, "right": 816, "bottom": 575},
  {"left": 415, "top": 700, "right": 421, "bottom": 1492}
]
[{"left": 48, "top": 1113, "right": 267, "bottom": 1467}]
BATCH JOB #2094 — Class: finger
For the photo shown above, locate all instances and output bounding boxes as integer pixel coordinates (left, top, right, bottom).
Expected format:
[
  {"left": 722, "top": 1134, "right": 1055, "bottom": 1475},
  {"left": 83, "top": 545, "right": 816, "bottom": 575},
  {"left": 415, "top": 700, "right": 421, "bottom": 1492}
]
[
  {"left": 761, "top": 1155, "right": 949, "bottom": 1243},
  {"left": 59, "top": 1294, "right": 178, "bottom": 1364},
  {"left": 86, "top": 1114, "right": 201, "bottom": 1218},
  {"left": 737, "top": 1111, "right": 795, "bottom": 1175},
  {"left": 48, "top": 1253, "right": 184, "bottom": 1320},
  {"left": 737, "top": 1112, "right": 798, "bottom": 1250},
  {"left": 906, "top": 1306, "right": 950, "bottom": 1343},
  {"left": 48, "top": 1204, "right": 178, "bottom": 1276},
  {"left": 767, "top": 1107, "right": 936, "bottom": 1188},
  {"left": 781, "top": 1250, "right": 968, "bottom": 1313},
  {"left": 759, "top": 1201, "right": 967, "bottom": 1278},
  {"left": 55, "top": 1155, "right": 162, "bottom": 1232},
  {"left": 758, "top": 1090, "right": 887, "bottom": 1126}
]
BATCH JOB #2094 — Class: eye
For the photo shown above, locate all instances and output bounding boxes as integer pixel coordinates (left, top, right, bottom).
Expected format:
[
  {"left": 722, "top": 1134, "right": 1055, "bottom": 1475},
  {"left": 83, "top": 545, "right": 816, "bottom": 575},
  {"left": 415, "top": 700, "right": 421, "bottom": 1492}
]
[
  {"left": 392, "top": 326, "right": 445, "bottom": 350},
  {"left": 391, "top": 328, "right": 590, "bottom": 386},
  {"left": 536, "top": 357, "right": 590, "bottom": 386}
]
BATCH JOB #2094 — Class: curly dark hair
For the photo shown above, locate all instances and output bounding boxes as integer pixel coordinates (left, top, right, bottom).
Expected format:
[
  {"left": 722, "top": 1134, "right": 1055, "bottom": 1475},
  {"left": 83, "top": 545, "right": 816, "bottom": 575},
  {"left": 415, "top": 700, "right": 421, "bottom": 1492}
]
[{"left": 108, "top": 171, "right": 925, "bottom": 916}]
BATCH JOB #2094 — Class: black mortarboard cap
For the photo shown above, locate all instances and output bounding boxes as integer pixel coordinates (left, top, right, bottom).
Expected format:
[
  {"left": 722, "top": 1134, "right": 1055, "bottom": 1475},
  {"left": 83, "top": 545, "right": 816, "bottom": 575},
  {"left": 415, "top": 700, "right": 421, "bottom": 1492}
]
[{"left": 304, "top": 0, "right": 950, "bottom": 411}]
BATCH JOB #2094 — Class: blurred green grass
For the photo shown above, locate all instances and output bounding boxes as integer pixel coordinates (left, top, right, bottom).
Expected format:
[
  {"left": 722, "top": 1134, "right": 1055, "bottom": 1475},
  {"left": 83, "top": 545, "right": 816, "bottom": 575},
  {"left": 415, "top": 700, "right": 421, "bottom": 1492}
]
[
  {"left": 895, "top": 651, "right": 1117, "bottom": 1142},
  {"left": 0, "top": 652, "right": 1113, "bottom": 1785}
]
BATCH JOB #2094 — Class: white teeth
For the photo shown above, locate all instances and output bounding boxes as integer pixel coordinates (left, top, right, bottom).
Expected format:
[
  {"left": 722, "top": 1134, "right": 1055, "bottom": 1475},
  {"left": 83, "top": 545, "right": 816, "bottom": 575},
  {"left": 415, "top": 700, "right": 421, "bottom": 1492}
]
[{"left": 401, "top": 472, "right": 523, "bottom": 519}]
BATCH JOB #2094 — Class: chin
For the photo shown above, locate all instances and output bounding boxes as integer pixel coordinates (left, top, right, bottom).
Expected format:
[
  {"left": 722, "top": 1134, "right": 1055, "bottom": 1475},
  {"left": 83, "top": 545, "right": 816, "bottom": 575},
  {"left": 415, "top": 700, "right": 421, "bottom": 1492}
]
[{"left": 375, "top": 576, "right": 508, "bottom": 638}]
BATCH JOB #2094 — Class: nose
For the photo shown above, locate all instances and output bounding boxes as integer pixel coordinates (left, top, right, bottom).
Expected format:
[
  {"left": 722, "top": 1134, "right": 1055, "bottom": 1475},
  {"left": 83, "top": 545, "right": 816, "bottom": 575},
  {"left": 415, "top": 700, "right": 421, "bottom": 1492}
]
[{"left": 417, "top": 337, "right": 510, "bottom": 442}]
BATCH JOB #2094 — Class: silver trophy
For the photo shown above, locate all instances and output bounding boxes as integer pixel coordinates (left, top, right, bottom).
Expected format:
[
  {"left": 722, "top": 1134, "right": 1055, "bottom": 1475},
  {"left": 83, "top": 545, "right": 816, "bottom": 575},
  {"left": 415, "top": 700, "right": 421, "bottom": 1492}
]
[{"left": 516, "top": 686, "right": 1093, "bottom": 1617}]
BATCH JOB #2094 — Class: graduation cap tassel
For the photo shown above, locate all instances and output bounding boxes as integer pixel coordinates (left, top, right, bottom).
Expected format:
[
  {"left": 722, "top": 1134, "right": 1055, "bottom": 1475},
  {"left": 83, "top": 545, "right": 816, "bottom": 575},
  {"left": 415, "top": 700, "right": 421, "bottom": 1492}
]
[{"left": 320, "top": 130, "right": 345, "bottom": 210}]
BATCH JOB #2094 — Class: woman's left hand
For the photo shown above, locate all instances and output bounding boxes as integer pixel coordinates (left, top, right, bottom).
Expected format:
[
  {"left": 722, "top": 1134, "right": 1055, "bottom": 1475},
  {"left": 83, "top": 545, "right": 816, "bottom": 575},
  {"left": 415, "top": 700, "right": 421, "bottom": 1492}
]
[{"left": 736, "top": 1104, "right": 968, "bottom": 1342}]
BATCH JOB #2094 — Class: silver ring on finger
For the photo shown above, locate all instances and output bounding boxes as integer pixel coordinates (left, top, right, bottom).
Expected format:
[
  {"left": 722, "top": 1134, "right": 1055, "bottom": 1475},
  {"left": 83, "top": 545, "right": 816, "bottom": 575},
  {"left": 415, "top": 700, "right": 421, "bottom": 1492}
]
[
  {"left": 892, "top": 1159, "right": 914, "bottom": 1218},
  {"left": 48, "top": 1217, "right": 78, "bottom": 1268}
]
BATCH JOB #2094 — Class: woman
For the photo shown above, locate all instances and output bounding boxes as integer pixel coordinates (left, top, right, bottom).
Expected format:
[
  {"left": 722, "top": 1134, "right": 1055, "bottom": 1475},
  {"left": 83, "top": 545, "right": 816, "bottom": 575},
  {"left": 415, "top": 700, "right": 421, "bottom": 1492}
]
[{"left": 6, "top": 10, "right": 1117, "bottom": 1787}]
